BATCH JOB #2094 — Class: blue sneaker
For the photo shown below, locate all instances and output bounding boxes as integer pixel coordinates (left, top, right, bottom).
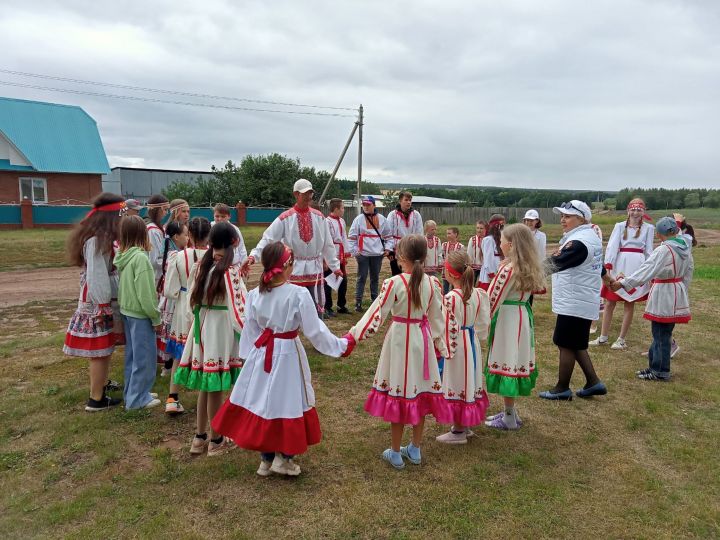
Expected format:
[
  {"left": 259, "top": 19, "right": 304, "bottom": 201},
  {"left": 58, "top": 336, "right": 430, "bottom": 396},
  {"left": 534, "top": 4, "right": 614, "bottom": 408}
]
[
  {"left": 575, "top": 381, "right": 608, "bottom": 398},
  {"left": 382, "top": 448, "right": 405, "bottom": 469},
  {"left": 538, "top": 389, "right": 573, "bottom": 401},
  {"left": 400, "top": 443, "right": 421, "bottom": 465}
]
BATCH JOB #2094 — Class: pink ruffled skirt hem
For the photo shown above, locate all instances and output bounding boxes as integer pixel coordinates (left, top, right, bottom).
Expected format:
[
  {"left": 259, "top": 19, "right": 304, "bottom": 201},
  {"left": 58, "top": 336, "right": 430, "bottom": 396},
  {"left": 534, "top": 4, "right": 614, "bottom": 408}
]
[
  {"left": 438, "top": 392, "right": 490, "bottom": 426},
  {"left": 364, "top": 388, "right": 450, "bottom": 425}
]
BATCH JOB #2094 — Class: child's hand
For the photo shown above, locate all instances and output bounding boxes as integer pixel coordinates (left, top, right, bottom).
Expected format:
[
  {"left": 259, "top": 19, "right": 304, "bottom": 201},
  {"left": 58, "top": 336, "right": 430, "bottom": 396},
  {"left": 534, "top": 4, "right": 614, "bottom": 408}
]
[
  {"left": 341, "top": 333, "right": 356, "bottom": 358},
  {"left": 153, "top": 324, "right": 163, "bottom": 332}
]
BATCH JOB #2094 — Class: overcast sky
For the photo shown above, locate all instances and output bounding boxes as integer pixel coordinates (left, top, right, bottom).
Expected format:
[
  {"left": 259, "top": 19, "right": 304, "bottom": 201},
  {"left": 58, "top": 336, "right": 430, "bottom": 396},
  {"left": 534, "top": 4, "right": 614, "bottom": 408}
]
[{"left": 2, "top": 0, "right": 719, "bottom": 190}]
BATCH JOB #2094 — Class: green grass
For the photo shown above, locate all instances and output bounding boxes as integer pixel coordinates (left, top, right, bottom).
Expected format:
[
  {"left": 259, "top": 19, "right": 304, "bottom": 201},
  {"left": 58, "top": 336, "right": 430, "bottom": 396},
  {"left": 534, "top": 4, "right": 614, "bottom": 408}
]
[{"left": 0, "top": 247, "right": 719, "bottom": 538}]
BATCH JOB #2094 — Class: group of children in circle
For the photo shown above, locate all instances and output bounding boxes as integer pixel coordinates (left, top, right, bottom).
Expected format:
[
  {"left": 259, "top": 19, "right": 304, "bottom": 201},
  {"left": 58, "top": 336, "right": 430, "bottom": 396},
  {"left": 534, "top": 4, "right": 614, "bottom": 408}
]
[{"left": 62, "top": 192, "right": 694, "bottom": 475}]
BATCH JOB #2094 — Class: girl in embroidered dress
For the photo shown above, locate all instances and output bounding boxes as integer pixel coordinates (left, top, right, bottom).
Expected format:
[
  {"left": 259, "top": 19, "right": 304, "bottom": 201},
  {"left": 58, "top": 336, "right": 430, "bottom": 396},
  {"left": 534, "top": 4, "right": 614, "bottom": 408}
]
[
  {"left": 435, "top": 251, "right": 490, "bottom": 444},
  {"left": 162, "top": 217, "right": 210, "bottom": 415},
  {"left": 478, "top": 214, "right": 506, "bottom": 290},
  {"left": 145, "top": 194, "right": 169, "bottom": 286},
  {"left": 442, "top": 227, "right": 464, "bottom": 294},
  {"left": 424, "top": 220, "right": 443, "bottom": 277},
  {"left": 157, "top": 221, "right": 189, "bottom": 375},
  {"left": 212, "top": 242, "right": 354, "bottom": 477},
  {"left": 64, "top": 193, "right": 126, "bottom": 412},
  {"left": 467, "top": 220, "right": 487, "bottom": 285},
  {"left": 591, "top": 198, "right": 655, "bottom": 350},
  {"left": 174, "top": 222, "right": 247, "bottom": 456},
  {"left": 484, "top": 224, "right": 546, "bottom": 430},
  {"left": 348, "top": 234, "right": 449, "bottom": 469}
]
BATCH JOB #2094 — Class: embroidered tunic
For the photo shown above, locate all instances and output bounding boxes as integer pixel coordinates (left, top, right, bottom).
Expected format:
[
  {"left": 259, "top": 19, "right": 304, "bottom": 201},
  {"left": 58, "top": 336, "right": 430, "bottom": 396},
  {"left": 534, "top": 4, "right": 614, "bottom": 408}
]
[
  {"left": 250, "top": 206, "right": 340, "bottom": 287},
  {"left": 326, "top": 215, "right": 350, "bottom": 263},
  {"left": 484, "top": 262, "right": 538, "bottom": 397},
  {"left": 212, "top": 284, "right": 350, "bottom": 455},
  {"left": 174, "top": 264, "right": 247, "bottom": 392},
  {"left": 467, "top": 234, "right": 484, "bottom": 271},
  {"left": 441, "top": 241, "right": 464, "bottom": 281},
  {"left": 385, "top": 208, "right": 423, "bottom": 253},
  {"left": 162, "top": 247, "right": 207, "bottom": 359},
  {"left": 349, "top": 273, "right": 451, "bottom": 425},
  {"left": 602, "top": 221, "right": 655, "bottom": 302},
  {"left": 348, "top": 212, "right": 389, "bottom": 256},
  {"left": 479, "top": 236, "right": 502, "bottom": 286},
  {"left": 147, "top": 223, "right": 165, "bottom": 286},
  {"left": 442, "top": 288, "right": 490, "bottom": 426},
  {"left": 425, "top": 236, "right": 443, "bottom": 274}
]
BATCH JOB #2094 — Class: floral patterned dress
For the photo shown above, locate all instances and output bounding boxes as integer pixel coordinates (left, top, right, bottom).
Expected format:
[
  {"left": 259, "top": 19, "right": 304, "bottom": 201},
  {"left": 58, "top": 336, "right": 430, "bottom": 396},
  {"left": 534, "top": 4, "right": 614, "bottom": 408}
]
[
  {"left": 349, "top": 273, "right": 450, "bottom": 425},
  {"left": 485, "top": 262, "right": 538, "bottom": 397},
  {"left": 173, "top": 264, "right": 246, "bottom": 392}
]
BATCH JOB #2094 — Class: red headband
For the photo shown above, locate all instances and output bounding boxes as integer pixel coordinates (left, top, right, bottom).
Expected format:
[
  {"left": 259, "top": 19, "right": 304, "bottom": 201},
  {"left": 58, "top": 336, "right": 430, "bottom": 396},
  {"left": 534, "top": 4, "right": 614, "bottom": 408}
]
[
  {"left": 444, "top": 260, "right": 463, "bottom": 279},
  {"left": 488, "top": 218, "right": 504, "bottom": 228},
  {"left": 261, "top": 246, "right": 292, "bottom": 284},
  {"left": 83, "top": 201, "right": 126, "bottom": 220}
]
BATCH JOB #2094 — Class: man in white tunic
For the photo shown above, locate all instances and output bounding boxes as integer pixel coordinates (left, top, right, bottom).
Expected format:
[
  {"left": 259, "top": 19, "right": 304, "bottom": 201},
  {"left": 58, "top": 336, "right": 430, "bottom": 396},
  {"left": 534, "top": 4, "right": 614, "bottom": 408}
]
[
  {"left": 385, "top": 191, "right": 423, "bottom": 276},
  {"left": 242, "top": 179, "right": 342, "bottom": 314}
]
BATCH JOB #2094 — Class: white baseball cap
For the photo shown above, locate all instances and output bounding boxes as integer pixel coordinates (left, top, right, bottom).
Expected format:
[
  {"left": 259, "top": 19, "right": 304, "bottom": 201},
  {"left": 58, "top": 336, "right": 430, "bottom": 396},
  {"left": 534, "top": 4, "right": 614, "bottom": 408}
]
[
  {"left": 293, "top": 179, "right": 313, "bottom": 193},
  {"left": 523, "top": 209, "right": 540, "bottom": 220},
  {"left": 553, "top": 200, "right": 592, "bottom": 221}
]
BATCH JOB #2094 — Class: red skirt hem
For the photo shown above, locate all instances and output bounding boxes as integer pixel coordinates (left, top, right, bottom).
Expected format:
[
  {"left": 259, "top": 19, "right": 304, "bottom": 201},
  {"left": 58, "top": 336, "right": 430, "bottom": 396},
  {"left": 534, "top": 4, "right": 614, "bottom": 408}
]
[
  {"left": 64, "top": 332, "right": 116, "bottom": 352},
  {"left": 643, "top": 313, "right": 691, "bottom": 324},
  {"left": 601, "top": 285, "right": 647, "bottom": 303},
  {"left": 211, "top": 401, "right": 321, "bottom": 455}
]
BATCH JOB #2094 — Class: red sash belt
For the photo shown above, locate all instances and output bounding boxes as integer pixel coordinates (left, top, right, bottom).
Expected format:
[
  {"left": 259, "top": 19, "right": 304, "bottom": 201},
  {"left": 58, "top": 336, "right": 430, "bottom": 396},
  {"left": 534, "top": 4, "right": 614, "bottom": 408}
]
[
  {"left": 391, "top": 315, "right": 431, "bottom": 380},
  {"left": 652, "top": 277, "right": 682, "bottom": 284},
  {"left": 333, "top": 241, "right": 345, "bottom": 260},
  {"left": 254, "top": 328, "right": 299, "bottom": 373},
  {"left": 358, "top": 233, "right": 381, "bottom": 252},
  {"left": 619, "top": 247, "right": 644, "bottom": 253}
]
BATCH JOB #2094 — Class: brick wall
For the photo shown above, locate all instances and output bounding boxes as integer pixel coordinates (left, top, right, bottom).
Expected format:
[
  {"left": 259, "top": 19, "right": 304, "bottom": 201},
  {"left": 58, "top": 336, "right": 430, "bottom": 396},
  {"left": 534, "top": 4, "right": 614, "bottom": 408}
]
[{"left": 0, "top": 171, "right": 103, "bottom": 204}]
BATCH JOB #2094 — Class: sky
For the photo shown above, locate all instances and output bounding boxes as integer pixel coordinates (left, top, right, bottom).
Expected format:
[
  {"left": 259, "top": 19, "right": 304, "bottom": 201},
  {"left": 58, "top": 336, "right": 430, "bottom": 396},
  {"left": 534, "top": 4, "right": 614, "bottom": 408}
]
[{"left": 1, "top": 0, "right": 719, "bottom": 190}]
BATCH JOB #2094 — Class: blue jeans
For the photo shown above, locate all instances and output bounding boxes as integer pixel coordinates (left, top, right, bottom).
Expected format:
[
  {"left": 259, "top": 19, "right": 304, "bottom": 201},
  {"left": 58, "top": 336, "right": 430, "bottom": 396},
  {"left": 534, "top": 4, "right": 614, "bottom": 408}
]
[
  {"left": 122, "top": 315, "right": 158, "bottom": 409},
  {"left": 355, "top": 255, "right": 383, "bottom": 304},
  {"left": 648, "top": 321, "right": 675, "bottom": 379}
]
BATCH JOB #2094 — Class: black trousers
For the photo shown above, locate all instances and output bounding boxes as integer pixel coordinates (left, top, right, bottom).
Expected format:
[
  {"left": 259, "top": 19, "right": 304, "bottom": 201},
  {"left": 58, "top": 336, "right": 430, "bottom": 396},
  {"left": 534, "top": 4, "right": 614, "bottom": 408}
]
[
  {"left": 390, "top": 255, "right": 401, "bottom": 276},
  {"left": 323, "top": 266, "right": 347, "bottom": 310}
]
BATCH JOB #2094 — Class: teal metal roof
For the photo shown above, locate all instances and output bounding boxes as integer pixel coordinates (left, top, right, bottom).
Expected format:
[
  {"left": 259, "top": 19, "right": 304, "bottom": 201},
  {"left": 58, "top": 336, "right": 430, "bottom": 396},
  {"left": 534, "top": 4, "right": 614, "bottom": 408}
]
[{"left": 0, "top": 97, "right": 110, "bottom": 174}]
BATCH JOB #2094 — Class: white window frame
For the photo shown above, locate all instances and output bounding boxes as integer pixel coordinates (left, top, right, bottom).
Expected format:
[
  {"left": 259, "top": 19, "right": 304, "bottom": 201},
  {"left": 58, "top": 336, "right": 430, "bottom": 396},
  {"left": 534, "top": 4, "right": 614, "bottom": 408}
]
[{"left": 19, "top": 177, "right": 48, "bottom": 204}]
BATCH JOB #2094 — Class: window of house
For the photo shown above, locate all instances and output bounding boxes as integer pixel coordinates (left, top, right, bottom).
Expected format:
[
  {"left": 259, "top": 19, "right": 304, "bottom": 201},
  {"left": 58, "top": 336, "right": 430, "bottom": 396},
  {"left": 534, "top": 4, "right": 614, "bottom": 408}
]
[{"left": 19, "top": 178, "right": 48, "bottom": 204}]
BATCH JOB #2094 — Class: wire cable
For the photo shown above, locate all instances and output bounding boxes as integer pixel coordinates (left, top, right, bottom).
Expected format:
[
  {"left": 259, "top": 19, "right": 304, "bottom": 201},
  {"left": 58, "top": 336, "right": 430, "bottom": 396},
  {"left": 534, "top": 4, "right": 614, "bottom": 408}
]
[
  {"left": 0, "top": 68, "right": 357, "bottom": 111},
  {"left": 0, "top": 80, "right": 357, "bottom": 118}
]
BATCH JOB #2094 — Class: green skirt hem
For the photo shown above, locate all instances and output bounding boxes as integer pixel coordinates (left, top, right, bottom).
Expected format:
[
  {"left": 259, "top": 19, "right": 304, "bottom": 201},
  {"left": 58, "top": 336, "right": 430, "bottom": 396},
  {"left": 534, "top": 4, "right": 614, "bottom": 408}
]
[
  {"left": 173, "top": 366, "right": 240, "bottom": 392},
  {"left": 485, "top": 367, "right": 538, "bottom": 397}
]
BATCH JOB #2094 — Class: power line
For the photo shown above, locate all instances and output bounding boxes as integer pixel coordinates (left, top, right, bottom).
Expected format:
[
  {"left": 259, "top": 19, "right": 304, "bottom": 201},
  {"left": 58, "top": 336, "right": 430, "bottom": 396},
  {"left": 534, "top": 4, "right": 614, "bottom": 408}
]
[
  {"left": 0, "top": 80, "right": 357, "bottom": 118},
  {"left": 0, "top": 68, "right": 357, "bottom": 111}
]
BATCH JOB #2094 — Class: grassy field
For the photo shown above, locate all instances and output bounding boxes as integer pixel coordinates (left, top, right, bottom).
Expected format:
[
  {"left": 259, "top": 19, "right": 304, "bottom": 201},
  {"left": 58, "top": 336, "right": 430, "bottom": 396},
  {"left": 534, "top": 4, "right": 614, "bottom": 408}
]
[{"left": 0, "top": 222, "right": 719, "bottom": 538}]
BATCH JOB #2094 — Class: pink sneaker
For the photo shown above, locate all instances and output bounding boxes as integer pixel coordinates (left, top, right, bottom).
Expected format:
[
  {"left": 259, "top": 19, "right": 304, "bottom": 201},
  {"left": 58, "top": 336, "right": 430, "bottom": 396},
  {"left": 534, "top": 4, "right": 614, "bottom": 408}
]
[{"left": 435, "top": 431, "right": 468, "bottom": 445}]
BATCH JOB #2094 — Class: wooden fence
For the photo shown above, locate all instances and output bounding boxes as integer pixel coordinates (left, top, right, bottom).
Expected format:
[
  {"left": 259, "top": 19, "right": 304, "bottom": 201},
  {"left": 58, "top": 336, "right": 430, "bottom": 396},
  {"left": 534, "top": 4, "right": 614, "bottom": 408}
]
[{"left": 342, "top": 206, "right": 560, "bottom": 225}]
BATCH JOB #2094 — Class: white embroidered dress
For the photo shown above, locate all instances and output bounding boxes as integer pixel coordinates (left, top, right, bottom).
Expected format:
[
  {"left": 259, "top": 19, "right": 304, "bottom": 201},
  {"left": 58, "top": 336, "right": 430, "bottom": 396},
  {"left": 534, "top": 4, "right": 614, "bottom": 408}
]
[
  {"left": 442, "top": 288, "right": 490, "bottom": 426},
  {"left": 162, "top": 247, "right": 207, "bottom": 359},
  {"left": 467, "top": 235, "right": 484, "bottom": 271},
  {"left": 173, "top": 264, "right": 246, "bottom": 392},
  {"left": 349, "top": 273, "right": 451, "bottom": 425},
  {"left": 479, "top": 236, "right": 503, "bottom": 286},
  {"left": 602, "top": 221, "right": 655, "bottom": 302},
  {"left": 212, "top": 284, "right": 350, "bottom": 456},
  {"left": 425, "top": 236, "right": 443, "bottom": 274}
]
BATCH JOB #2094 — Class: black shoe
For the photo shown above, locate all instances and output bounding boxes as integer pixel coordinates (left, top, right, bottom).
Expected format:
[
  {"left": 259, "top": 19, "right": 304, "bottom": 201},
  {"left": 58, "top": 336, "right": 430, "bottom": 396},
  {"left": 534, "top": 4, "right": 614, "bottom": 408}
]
[
  {"left": 105, "top": 379, "right": 122, "bottom": 392},
  {"left": 85, "top": 396, "right": 122, "bottom": 412},
  {"left": 326, "top": 309, "right": 336, "bottom": 317},
  {"left": 355, "top": 303, "right": 363, "bottom": 313},
  {"left": 337, "top": 307, "right": 350, "bottom": 314}
]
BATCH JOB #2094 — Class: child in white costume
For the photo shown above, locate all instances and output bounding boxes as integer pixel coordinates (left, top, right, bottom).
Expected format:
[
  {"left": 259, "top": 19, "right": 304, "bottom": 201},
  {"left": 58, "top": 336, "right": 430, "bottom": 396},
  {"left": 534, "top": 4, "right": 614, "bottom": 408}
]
[
  {"left": 435, "top": 251, "right": 490, "bottom": 445},
  {"left": 162, "top": 217, "right": 211, "bottom": 415},
  {"left": 593, "top": 198, "right": 655, "bottom": 350},
  {"left": 174, "top": 222, "right": 247, "bottom": 457},
  {"left": 610, "top": 216, "right": 693, "bottom": 381},
  {"left": 424, "top": 220, "right": 443, "bottom": 276},
  {"left": 212, "top": 242, "right": 354, "bottom": 477},
  {"left": 478, "top": 214, "right": 506, "bottom": 290},
  {"left": 348, "top": 234, "right": 449, "bottom": 470},
  {"left": 467, "top": 220, "right": 486, "bottom": 285}
]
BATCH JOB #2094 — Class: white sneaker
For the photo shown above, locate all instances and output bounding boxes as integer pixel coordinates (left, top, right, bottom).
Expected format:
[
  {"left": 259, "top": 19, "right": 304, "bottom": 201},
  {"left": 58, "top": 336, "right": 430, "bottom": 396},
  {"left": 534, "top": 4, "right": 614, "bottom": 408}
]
[
  {"left": 270, "top": 455, "right": 301, "bottom": 476},
  {"left": 257, "top": 459, "right": 273, "bottom": 477},
  {"left": 610, "top": 338, "right": 627, "bottom": 350},
  {"left": 435, "top": 431, "right": 468, "bottom": 445},
  {"left": 150, "top": 393, "right": 158, "bottom": 399},
  {"left": 589, "top": 326, "right": 597, "bottom": 334},
  {"left": 143, "top": 398, "right": 161, "bottom": 409},
  {"left": 589, "top": 336, "right": 609, "bottom": 346}
]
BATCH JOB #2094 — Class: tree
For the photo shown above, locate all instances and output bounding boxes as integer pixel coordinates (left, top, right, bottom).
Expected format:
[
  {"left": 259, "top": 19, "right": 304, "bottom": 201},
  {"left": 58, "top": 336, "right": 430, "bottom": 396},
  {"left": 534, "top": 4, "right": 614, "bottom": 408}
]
[
  {"left": 684, "top": 192, "right": 701, "bottom": 208},
  {"left": 702, "top": 191, "right": 720, "bottom": 208}
]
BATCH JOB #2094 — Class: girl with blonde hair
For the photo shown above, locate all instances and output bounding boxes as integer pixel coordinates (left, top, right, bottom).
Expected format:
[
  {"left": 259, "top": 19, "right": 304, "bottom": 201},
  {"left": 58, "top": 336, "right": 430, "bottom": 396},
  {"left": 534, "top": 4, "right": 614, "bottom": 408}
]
[{"left": 485, "top": 224, "right": 546, "bottom": 429}]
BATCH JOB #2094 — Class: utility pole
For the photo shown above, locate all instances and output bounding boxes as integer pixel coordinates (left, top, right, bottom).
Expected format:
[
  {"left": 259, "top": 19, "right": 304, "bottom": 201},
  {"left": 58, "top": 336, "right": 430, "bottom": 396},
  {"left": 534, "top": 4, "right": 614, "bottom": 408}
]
[
  {"left": 317, "top": 121, "right": 359, "bottom": 205},
  {"left": 357, "top": 104, "right": 364, "bottom": 208}
]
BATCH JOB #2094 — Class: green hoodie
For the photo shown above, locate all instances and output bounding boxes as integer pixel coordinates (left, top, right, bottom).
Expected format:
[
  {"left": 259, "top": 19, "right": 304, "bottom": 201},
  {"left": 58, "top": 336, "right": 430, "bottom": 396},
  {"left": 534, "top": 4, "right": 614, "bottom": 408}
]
[{"left": 114, "top": 247, "right": 161, "bottom": 326}]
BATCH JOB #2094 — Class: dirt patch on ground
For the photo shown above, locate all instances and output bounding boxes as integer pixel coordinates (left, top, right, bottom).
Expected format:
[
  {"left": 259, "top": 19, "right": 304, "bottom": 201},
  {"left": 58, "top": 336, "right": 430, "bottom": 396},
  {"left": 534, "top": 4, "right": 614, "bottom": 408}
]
[{"left": 0, "top": 230, "right": 715, "bottom": 307}]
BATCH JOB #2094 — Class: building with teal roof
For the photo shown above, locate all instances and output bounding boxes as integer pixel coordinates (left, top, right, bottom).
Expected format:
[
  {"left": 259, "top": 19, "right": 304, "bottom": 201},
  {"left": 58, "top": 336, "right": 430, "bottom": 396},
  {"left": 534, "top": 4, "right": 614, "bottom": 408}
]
[{"left": 0, "top": 96, "right": 110, "bottom": 205}]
